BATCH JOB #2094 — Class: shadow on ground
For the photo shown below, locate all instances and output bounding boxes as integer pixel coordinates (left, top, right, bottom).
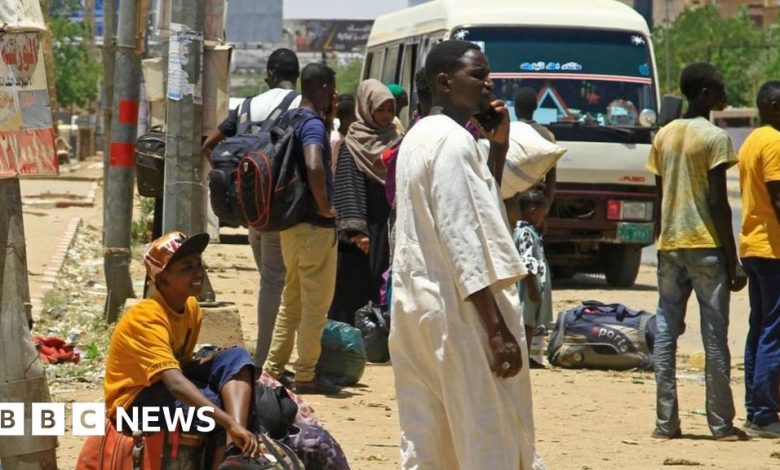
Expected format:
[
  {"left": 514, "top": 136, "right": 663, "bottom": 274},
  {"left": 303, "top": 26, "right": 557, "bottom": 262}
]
[{"left": 552, "top": 273, "right": 657, "bottom": 292}]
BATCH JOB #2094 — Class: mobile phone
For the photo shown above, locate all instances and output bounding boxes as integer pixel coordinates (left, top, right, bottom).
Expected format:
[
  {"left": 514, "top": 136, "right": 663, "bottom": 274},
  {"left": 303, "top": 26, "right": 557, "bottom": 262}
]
[{"left": 473, "top": 108, "right": 503, "bottom": 132}]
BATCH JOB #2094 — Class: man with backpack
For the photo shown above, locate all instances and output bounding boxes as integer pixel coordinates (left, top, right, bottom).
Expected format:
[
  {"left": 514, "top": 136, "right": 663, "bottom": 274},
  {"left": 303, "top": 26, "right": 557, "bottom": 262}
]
[
  {"left": 647, "top": 63, "right": 748, "bottom": 441},
  {"left": 202, "top": 48, "right": 301, "bottom": 369},
  {"left": 262, "top": 63, "right": 341, "bottom": 395}
]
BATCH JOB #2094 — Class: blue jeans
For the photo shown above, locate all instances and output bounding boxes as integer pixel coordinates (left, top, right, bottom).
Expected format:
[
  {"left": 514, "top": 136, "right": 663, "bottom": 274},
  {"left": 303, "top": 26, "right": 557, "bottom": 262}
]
[
  {"left": 130, "top": 347, "right": 258, "bottom": 440},
  {"left": 654, "top": 249, "right": 735, "bottom": 437},
  {"left": 742, "top": 257, "right": 780, "bottom": 427}
]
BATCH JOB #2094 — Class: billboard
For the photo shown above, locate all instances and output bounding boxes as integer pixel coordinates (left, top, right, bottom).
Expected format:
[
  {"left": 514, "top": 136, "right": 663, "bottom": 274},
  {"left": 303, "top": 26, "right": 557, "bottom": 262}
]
[
  {"left": 287, "top": 19, "right": 373, "bottom": 53},
  {"left": 0, "top": 31, "right": 57, "bottom": 178}
]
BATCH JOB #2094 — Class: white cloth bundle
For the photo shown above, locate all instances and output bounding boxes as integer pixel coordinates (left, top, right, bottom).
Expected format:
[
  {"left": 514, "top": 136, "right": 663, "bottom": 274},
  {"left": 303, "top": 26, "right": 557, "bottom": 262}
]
[{"left": 479, "top": 121, "right": 567, "bottom": 199}]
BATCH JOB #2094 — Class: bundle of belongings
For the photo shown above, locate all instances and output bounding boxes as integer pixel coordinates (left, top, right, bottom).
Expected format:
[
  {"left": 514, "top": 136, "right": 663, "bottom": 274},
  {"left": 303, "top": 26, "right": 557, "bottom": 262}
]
[
  {"left": 316, "top": 320, "right": 367, "bottom": 385},
  {"left": 77, "top": 366, "right": 350, "bottom": 469},
  {"left": 257, "top": 372, "right": 351, "bottom": 469},
  {"left": 478, "top": 120, "right": 567, "bottom": 198},
  {"left": 354, "top": 301, "right": 391, "bottom": 364},
  {"left": 547, "top": 300, "right": 657, "bottom": 371}
]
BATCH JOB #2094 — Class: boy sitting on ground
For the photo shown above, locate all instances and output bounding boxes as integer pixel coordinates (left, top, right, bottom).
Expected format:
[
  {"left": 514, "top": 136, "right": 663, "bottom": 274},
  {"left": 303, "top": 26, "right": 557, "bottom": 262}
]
[
  {"left": 103, "top": 231, "right": 263, "bottom": 469},
  {"left": 512, "top": 189, "right": 553, "bottom": 368}
]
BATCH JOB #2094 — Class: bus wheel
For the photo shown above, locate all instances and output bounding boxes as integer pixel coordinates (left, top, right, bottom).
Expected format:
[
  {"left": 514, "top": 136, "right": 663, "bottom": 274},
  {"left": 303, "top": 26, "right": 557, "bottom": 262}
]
[
  {"left": 553, "top": 266, "right": 576, "bottom": 280},
  {"left": 604, "top": 245, "right": 641, "bottom": 288}
]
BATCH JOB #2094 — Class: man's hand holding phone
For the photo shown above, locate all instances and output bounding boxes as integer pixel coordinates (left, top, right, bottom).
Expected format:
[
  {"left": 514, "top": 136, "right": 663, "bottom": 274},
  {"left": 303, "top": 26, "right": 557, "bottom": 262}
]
[{"left": 474, "top": 100, "right": 510, "bottom": 147}]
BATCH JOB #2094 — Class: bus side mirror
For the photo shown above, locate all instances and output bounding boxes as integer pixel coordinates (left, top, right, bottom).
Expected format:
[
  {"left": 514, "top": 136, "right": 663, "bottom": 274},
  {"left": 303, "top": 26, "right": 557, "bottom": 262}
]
[{"left": 658, "top": 95, "right": 683, "bottom": 127}]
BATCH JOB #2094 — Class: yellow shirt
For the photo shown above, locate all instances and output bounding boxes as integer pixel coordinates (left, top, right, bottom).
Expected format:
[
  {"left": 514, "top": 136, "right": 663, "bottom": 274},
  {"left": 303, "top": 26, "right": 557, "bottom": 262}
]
[
  {"left": 104, "top": 291, "right": 202, "bottom": 417},
  {"left": 646, "top": 117, "right": 737, "bottom": 250},
  {"left": 738, "top": 126, "right": 780, "bottom": 258}
]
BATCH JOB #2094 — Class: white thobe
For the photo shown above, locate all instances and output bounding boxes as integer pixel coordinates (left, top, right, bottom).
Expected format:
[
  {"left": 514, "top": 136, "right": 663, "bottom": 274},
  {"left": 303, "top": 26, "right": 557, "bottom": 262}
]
[{"left": 390, "top": 114, "right": 536, "bottom": 469}]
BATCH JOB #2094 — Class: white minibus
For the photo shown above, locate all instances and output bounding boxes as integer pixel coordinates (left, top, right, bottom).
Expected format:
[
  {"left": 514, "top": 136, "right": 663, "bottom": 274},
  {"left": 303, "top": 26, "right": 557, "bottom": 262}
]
[{"left": 365, "top": 0, "right": 660, "bottom": 287}]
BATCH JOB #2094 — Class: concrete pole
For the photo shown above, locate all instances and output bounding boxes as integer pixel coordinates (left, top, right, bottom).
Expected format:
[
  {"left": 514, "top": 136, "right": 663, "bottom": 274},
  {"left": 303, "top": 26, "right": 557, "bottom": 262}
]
[
  {"left": 665, "top": 0, "right": 672, "bottom": 94},
  {"left": 0, "top": 178, "right": 57, "bottom": 470},
  {"left": 102, "top": 0, "right": 117, "bottom": 231},
  {"left": 38, "top": 0, "right": 59, "bottom": 138},
  {"left": 104, "top": 0, "right": 142, "bottom": 322},
  {"left": 163, "top": 0, "right": 214, "bottom": 301}
]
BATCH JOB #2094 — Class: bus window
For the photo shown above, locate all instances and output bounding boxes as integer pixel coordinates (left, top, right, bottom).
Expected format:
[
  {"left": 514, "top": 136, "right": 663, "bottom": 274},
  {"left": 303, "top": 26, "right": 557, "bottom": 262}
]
[
  {"left": 382, "top": 45, "right": 400, "bottom": 84},
  {"left": 399, "top": 43, "right": 418, "bottom": 124},
  {"left": 367, "top": 50, "right": 384, "bottom": 80},
  {"left": 364, "top": 52, "right": 374, "bottom": 79}
]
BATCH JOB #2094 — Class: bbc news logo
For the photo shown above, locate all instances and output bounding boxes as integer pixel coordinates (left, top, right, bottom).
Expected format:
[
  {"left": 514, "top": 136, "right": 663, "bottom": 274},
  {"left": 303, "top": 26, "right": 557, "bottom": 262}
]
[{"left": 0, "top": 403, "right": 216, "bottom": 436}]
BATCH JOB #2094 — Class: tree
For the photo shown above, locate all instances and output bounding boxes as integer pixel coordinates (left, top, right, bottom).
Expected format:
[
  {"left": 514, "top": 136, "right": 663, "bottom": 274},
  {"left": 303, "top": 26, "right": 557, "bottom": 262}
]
[
  {"left": 232, "top": 74, "right": 269, "bottom": 98},
  {"left": 653, "top": 6, "right": 767, "bottom": 106},
  {"left": 334, "top": 58, "right": 363, "bottom": 98},
  {"left": 48, "top": 0, "right": 101, "bottom": 116}
]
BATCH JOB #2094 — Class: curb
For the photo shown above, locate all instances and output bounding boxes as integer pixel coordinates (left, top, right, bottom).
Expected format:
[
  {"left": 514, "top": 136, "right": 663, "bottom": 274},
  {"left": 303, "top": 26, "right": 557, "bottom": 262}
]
[
  {"left": 29, "top": 217, "right": 83, "bottom": 316},
  {"left": 21, "top": 182, "right": 99, "bottom": 209}
]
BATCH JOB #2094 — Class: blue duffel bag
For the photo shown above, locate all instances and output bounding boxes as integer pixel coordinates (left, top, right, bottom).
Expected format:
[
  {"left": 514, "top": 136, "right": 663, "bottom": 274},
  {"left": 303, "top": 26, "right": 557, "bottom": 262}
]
[{"left": 547, "top": 300, "right": 657, "bottom": 371}]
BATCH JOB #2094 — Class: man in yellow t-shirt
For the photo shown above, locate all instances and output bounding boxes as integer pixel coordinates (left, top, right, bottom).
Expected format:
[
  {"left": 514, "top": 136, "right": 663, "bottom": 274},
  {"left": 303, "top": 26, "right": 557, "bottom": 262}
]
[
  {"left": 104, "top": 231, "right": 263, "bottom": 468},
  {"left": 646, "top": 63, "right": 748, "bottom": 442},
  {"left": 739, "top": 81, "right": 780, "bottom": 438}
]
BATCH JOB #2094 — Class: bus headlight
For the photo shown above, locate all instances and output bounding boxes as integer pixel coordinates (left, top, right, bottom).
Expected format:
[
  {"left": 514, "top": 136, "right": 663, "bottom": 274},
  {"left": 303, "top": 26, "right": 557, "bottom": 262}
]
[{"left": 607, "top": 200, "right": 653, "bottom": 221}]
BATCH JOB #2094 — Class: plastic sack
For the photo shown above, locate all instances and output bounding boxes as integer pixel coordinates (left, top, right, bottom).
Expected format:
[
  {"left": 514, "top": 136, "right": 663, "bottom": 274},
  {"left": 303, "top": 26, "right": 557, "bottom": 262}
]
[
  {"left": 354, "top": 302, "right": 391, "bottom": 363},
  {"left": 315, "top": 320, "right": 367, "bottom": 386}
]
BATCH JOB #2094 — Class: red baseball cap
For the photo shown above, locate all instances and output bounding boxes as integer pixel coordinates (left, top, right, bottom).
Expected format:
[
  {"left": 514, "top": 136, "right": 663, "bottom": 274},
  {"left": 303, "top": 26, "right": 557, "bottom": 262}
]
[{"left": 144, "top": 231, "right": 209, "bottom": 281}]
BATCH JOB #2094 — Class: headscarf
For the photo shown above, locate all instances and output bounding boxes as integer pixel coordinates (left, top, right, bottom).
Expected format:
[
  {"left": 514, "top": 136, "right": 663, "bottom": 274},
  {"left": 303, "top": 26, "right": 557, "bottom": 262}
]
[
  {"left": 387, "top": 83, "right": 405, "bottom": 99},
  {"left": 344, "top": 79, "right": 403, "bottom": 185}
]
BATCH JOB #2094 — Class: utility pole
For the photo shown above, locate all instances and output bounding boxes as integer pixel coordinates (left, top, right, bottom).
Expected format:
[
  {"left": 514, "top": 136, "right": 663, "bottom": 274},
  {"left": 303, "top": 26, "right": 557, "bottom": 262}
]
[
  {"left": 102, "top": 0, "right": 117, "bottom": 225},
  {"left": 84, "top": 0, "right": 96, "bottom": 48},
  {"left": 104, "top": 0, "right": 142, "bottom": 322},
  {"left": 0, "top": 180, "right": 58, "bottom": 469},
  {"left": 163, "top": 0, "right": 214, "bottom": 300},
  {"left": 39, "top": 0, "right": 59, "bottom": 137},
  {"left": 665, "top": 0, "right": 672, "bottom": 94}
]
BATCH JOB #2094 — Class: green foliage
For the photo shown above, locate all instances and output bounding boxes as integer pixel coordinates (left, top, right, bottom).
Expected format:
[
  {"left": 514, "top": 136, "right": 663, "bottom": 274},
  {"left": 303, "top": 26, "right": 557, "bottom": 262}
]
[
  {"left": 49, "top": 0, "right": 101, "bottom": 110},
  {"left": 131, "top": 196, "right": 156, "bottom": 244},
  {"left": 334, "top": 59, "right": 364, "bottom": 97},
  {"left": 232, "top": 74, "right": 270, "bottom": 98},
  {"left": 653, "top": 6, "right": 773, "bottom": 106},
  {"left": 42, "top": 290, "right": 68, "bottom": 312}
]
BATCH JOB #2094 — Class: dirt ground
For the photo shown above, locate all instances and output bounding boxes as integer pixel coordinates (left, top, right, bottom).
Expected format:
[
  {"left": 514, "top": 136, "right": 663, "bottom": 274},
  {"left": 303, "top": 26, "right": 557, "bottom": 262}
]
[
  {"left": 50, "top": 235, "right": 780, "bottom": 470},
  {"left": 32, "top": 160, "right": 775, "bottom": 470}
]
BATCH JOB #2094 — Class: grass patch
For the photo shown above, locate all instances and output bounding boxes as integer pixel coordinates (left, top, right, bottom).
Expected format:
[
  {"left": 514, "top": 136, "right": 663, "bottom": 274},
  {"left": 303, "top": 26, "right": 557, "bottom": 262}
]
[{"left": 42, "top": 290, "right": 68, "bottom": 312}]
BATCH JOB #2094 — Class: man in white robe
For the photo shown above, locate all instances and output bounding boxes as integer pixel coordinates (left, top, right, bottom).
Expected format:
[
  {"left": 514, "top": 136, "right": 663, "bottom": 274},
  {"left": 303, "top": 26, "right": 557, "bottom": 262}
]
[{"left": 390, "top": 40, "right": 537, "bottom": 469}]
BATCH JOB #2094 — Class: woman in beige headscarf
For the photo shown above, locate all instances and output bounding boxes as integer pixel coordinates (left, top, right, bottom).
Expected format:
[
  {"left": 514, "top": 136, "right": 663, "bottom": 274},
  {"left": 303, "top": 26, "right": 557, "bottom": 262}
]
[{"left": 329, "top": 79, "right": 403, "bottom": 325}]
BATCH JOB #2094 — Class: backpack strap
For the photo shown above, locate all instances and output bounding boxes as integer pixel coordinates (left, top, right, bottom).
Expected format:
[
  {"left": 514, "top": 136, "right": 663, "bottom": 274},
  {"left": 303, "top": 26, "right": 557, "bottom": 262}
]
[
  {"left": 258, "top": 91, "right": 301, "bottom": 134},
  {"left": 236, "top": 97, "right": 255, "bottom": 134},
  {"left": 269, "top": 91, "right": 300, "bottom": 123},
  {"left": 237, "top": 96, "right": 253, "bottom": 122}
]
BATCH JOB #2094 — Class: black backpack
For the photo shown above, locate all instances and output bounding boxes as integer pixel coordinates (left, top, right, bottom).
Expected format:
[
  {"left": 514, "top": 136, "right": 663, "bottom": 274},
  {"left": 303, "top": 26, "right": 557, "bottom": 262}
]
[
  {"left": 237, "top": 108, "right": 320, "bottom": 232},
  {"left": 209, "top": 91, "right": 299, "bottom": 228},
  {"left": 134, "top": 125, "right": 166, "bottom": 198}
]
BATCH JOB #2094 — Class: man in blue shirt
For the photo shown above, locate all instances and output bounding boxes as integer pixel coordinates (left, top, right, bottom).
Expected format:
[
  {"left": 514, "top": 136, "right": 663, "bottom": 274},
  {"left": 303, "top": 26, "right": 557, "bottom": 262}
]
[{"left": 263, "top": 63, "right": 341, "bottom": 394}]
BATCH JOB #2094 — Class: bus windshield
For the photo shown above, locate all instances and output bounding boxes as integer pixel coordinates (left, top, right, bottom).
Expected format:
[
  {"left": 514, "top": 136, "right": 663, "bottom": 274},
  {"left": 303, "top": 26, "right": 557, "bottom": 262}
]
[{"left": 454, "top": 26, "right": 657, "bottom": 127}]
